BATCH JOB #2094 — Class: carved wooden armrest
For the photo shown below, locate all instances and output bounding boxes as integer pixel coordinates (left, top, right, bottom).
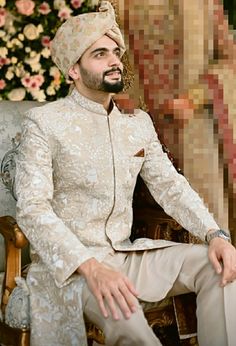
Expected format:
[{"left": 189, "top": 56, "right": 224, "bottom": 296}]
[{"left": 0, "top": 216, "right": 28, "bottom": 313}]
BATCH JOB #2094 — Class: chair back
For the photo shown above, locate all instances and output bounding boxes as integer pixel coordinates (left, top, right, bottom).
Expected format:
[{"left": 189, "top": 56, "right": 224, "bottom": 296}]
[{"left": 0, "top": 101, "right": 42, "bottom": 272}]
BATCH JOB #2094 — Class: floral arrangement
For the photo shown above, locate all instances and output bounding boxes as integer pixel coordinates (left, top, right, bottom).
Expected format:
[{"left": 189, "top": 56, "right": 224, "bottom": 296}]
[{"left": 0, "top": 0, "right": 98, "bottom": 101}]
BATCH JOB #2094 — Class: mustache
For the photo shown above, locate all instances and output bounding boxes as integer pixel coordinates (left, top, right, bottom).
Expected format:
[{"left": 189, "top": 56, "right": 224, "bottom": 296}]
[{"left": 103, "top": 67, "right": 122, "bottom": 77}]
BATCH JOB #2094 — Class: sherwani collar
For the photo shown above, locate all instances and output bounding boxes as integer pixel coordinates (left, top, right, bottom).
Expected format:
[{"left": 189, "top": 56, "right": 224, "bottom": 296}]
[{"left": 70, "top": 88, "right": 114, "bottom": 116}]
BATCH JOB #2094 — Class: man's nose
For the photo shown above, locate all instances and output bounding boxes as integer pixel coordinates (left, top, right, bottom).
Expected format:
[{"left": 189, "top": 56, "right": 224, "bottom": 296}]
[{"left": 108, "top": 53, "right": 121, "bottom": 66}]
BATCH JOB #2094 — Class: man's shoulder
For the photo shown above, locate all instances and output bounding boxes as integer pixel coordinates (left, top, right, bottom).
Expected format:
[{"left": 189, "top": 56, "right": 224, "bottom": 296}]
[
  {"left": 126, "top": 108, "right": 154, "bottom": 129},
  {"left": 24, "top": 97, "right": 68, "bottom": 122}
]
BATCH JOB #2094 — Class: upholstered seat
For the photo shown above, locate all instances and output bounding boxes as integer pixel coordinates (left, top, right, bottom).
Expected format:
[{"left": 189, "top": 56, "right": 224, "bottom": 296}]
[{"left": 0, "top": 101, "right": 198, "bottom": 346}]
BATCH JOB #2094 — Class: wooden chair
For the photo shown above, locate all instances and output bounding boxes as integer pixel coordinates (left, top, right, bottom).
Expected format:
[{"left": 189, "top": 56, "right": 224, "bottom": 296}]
[{"left": 0, "top": 179, "right": 198, "bottom": 346}]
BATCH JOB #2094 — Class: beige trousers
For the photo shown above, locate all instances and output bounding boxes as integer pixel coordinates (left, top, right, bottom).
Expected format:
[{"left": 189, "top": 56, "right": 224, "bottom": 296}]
[{"left": 82, "top": 244, "right": 236, "bottom": 346}]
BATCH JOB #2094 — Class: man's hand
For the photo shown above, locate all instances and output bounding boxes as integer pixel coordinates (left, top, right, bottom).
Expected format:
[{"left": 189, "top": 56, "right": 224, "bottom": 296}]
[
  {"left": 77, "top": 258, "right": 139, "bottom": 320},
  {"left": 208, "top": 238, "right": 236, "bottom": 286}
]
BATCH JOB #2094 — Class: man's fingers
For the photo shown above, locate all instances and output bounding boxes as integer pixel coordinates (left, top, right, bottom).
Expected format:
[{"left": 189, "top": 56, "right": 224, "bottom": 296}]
[
  {"left": 112, "top": 289, "right": 133, "bottom": 319},
  {"left": 99, "top": 280, "right": 138, "bottom": 320},
  {"left": 208, "top": 250, "right": 222, "bottom": 274},
  {"left": 221, "top": 255, "right": 236, "bottom": 286},
  {"left": 104, "top": 291, "right": 120, "bottom": 320},
  {"left": 96, "top": 292, "right": 109, "bottom": 319},
  {"left": 119, "top": 283, "right": 138, "bottom": 313},
  {"left": 123, "top": 276, "right": 139, "bottom": 297}
]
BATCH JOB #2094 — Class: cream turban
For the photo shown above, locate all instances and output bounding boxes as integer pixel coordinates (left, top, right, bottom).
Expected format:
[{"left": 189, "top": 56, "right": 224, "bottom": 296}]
[{"left": 50, "top": 1, "right": 126, "bottom": 79}]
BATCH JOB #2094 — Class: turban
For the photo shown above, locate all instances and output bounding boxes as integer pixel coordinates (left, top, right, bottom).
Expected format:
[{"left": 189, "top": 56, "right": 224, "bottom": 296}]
[{"left": 50, "top": 1, "right": 126, "bottom": 79}]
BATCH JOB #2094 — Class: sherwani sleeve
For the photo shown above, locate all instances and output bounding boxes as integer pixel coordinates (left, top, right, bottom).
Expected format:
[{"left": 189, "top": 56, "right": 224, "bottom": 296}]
[
  {"left": 140, "top": 114, "right": 220, "bottom": 242},
  {"left": 15, "top": 112, "right": 94, "bottom": 288}
]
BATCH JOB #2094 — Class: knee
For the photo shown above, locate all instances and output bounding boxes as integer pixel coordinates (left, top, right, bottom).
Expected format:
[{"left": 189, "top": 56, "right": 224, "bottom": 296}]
[{"left": 104, "top": 306, "right": 153, "bottom": 345}]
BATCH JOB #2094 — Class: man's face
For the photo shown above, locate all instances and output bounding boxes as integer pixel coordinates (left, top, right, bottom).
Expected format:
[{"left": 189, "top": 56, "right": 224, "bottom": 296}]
[{"left": 78, "top": 35, "right": 124, "bottom": 93}]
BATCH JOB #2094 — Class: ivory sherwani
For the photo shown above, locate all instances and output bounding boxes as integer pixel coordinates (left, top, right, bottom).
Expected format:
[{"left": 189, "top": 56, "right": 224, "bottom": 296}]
[{"left": 15, "top": 88, "right": 219, "bottom": 345}]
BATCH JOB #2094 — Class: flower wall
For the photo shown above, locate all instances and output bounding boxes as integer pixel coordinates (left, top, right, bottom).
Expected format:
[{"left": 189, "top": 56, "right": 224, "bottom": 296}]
[{"left": 0, "top": 0, "right": 98, "bottom": 101}]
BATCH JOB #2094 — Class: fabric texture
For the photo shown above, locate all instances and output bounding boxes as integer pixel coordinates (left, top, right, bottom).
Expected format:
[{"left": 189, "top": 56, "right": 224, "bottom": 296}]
[
  {"left": 15, "top": 89, "right": 219, "bottom": 345},
  {"left": 50, "top": 1, "right": 126, "bottom": 79},
  {"left": 5, "top": 276, "right": 30, "bottom": 329}
]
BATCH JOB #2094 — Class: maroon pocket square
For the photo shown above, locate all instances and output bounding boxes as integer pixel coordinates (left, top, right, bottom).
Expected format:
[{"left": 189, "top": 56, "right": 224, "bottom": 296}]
[{"left": 134, "top": 148, "right": 145, "bottom": 157}]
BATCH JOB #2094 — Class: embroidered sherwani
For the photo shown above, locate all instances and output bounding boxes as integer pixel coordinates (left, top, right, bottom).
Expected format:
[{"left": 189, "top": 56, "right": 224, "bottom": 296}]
[{"left": 15, "top": 89, "right": 219, "bottom": 345}]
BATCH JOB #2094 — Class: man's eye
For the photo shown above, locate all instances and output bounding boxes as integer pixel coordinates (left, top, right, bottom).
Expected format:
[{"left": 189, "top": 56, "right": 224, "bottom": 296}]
[
  {"left": 95, "top": 52, "right": 105, "bottom": 58},
  {"left": 115, "top": 51, "right": 121, "bottom": 58}
]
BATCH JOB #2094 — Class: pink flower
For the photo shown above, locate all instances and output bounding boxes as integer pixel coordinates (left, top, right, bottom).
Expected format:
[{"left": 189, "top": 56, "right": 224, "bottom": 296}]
[
  {"left": 0, "top": 8, "right": 6, "bottom": 27},
  {"left": 41, "top": 35, "right": 51, "bottom": 48},
  {"left": 21, "top": 76, "right": 32, "bottom": 88},
  {"left": 0, "top": 79, "right": 6, "bottom": 90},
  {"left": 38, "top": 2, "right": 51, "bottom": 15},
  {"left": 21, "top": 74, "right": 44, "bottom": 90},
  {"left": 15, "top": 0, "right": 35, "bottom": 16},
  {"left": 58, "top": 7, "right": 72, "bottom": 21},
  {"left": 71, "top": 0, "right": 82, "bottom": 9},
  {"left": 33, "top": 74, "right": 44, "bottom": 86},
  {"left": 0, "top": 57, "right": 10, "bottom": 66}
]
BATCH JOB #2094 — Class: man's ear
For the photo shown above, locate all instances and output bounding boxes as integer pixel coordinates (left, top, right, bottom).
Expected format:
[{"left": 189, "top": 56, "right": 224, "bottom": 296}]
[{"left": 68, "top": 63, "right": 80, "bottom": 81}]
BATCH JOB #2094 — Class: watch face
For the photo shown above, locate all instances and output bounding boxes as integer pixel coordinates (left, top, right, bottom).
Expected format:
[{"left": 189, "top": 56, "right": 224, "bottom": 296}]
[
  {"left": 220, "top": 234, "right": 229, "bottom": 240},
  {"left": 219, "top": 230, "right": 230, "bottom": 239}
]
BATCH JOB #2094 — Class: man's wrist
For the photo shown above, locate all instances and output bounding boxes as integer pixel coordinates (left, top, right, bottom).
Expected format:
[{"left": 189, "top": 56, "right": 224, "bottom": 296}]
[
  {"left": 205, "top": 229, "right": 231, "bottom": 244},
  {"left": 76, "top": 257, "right": 98, "bottom": 276}
]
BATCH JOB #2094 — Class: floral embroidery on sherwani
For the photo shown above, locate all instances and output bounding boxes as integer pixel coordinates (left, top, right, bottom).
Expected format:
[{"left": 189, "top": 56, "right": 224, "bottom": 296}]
[{"left": 15, "top": 88, "right": 219, "bottom": 345}]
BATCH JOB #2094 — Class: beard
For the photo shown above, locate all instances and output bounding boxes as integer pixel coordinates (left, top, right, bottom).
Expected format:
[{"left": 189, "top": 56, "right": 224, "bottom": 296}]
[{"left": 79, "top": 63, "right": 124, "bottom": 93}]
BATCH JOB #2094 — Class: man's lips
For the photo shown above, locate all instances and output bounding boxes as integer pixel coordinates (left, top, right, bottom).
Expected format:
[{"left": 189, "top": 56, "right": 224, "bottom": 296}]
[
  {"left": 105, "top": 71, "right": 121, "bottom": 77},
  {"left": 104, "top": 68, "right": 122, "bottom": 78}
]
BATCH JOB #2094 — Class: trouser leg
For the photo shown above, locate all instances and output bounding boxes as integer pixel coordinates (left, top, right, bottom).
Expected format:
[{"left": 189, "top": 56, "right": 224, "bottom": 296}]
[
  {"left": 167, "top": 244, "right": 236, "bottom": 346},
  {"left": 82, "top": 285, "right": 161, "bottom": 346}
]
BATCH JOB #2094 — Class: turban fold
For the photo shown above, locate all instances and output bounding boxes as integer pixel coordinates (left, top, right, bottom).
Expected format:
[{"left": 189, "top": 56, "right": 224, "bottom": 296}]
[{"left": 50, "top": 1, "right": 126, "bottom": 79}]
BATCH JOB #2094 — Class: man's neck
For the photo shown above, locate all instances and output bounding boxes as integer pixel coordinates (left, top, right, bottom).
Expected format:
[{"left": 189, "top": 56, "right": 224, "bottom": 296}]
[{"left": 74, "top": 84, "right": 112, "bottom": 112}]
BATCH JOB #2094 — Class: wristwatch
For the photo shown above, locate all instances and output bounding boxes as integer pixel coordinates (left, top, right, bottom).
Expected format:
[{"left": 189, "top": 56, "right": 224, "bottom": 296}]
[{"left": 206, "top": 229, "right": 231, "bottom": 244}]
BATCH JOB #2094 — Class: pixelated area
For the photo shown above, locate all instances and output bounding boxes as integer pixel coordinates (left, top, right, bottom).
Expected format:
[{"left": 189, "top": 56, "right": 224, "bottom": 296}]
[{"left": 116, "top": 0, "right": 236, "bottom": 242}]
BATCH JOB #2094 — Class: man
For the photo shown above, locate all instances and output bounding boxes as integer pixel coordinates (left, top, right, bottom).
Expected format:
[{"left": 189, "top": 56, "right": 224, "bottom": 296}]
[{"left": 15, "top": 1, "right": 236, "bottom": 345}]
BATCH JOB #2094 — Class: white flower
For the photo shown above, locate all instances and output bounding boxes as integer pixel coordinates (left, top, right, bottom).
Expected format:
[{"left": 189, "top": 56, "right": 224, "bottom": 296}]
[
  {"left": 25, "top": 53, "right": 40, "bottom": 65},
  {"left": 87, "top": 0, "right": 99, "bottom": 7},
  {"left": 31, "top": 63, "right": 41, "bottom": 72},
  {"left": 18, "top": 33, "right": 24, "bottom": 41},
  {"left": 37, "top": 24, "right": 43, "bottom": 34},
  {"left": 39, "top": 68, "right": 45, "bottom": 75},
  {"left": 8, "top": 88, "right": 26, "bottom": 101},
  {"left": 6, "top": 40, "right": 12, "bottom": 48},
  {"left": 0, "top": 30, "right": 5, "bottom": 38},
  {"left": 8, "top": 25, "right": 16, "bottom": 35},
  {"left": 25, "top": 47, "right": 31, "bottom": 53},
  {"left": 25, "top": 53, "right": 41, "bottom": 72},
  {"left": 0, "top": 46, "right": 8, "bottom": 57},
  {"left": 49, "top": 66, "right": 60, "bottom": 76},
  {"left": 0, "top": 0, "right": 6, "bottom": 7},
  {"left": 29, "top": 50, "right": 37, "bottom": 57},
  {"left": 30, "top": 89, "right": 46, "bottom": 102},
  {"left": 11, "top": 56, "right": 17, "bottom": 64},
  {"left": 11, "top": 38, "right": 23, "bottom": 48},
  {"left": 46, "top": 85, "right": 56, "bottom": 96},
  {"left": 41, "top": 47, "right": 51, "bottom": 58},
  {"left": 14, "top": 64, "right": 26, "bottom": 78},
  {"left": 6, "top": 68, "right": 14, "bottom": 80},
  {"left": 53, "top": 0, "right": 66, "bottom": 10},
  {"left": 23, "top": 24, "right": 39, "bottom": 40}
]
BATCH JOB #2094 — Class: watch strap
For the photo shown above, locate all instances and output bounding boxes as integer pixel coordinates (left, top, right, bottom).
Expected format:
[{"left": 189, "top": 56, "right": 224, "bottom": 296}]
[{"left": 206, "top": 229, "right": 231, "bottom": 244}]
